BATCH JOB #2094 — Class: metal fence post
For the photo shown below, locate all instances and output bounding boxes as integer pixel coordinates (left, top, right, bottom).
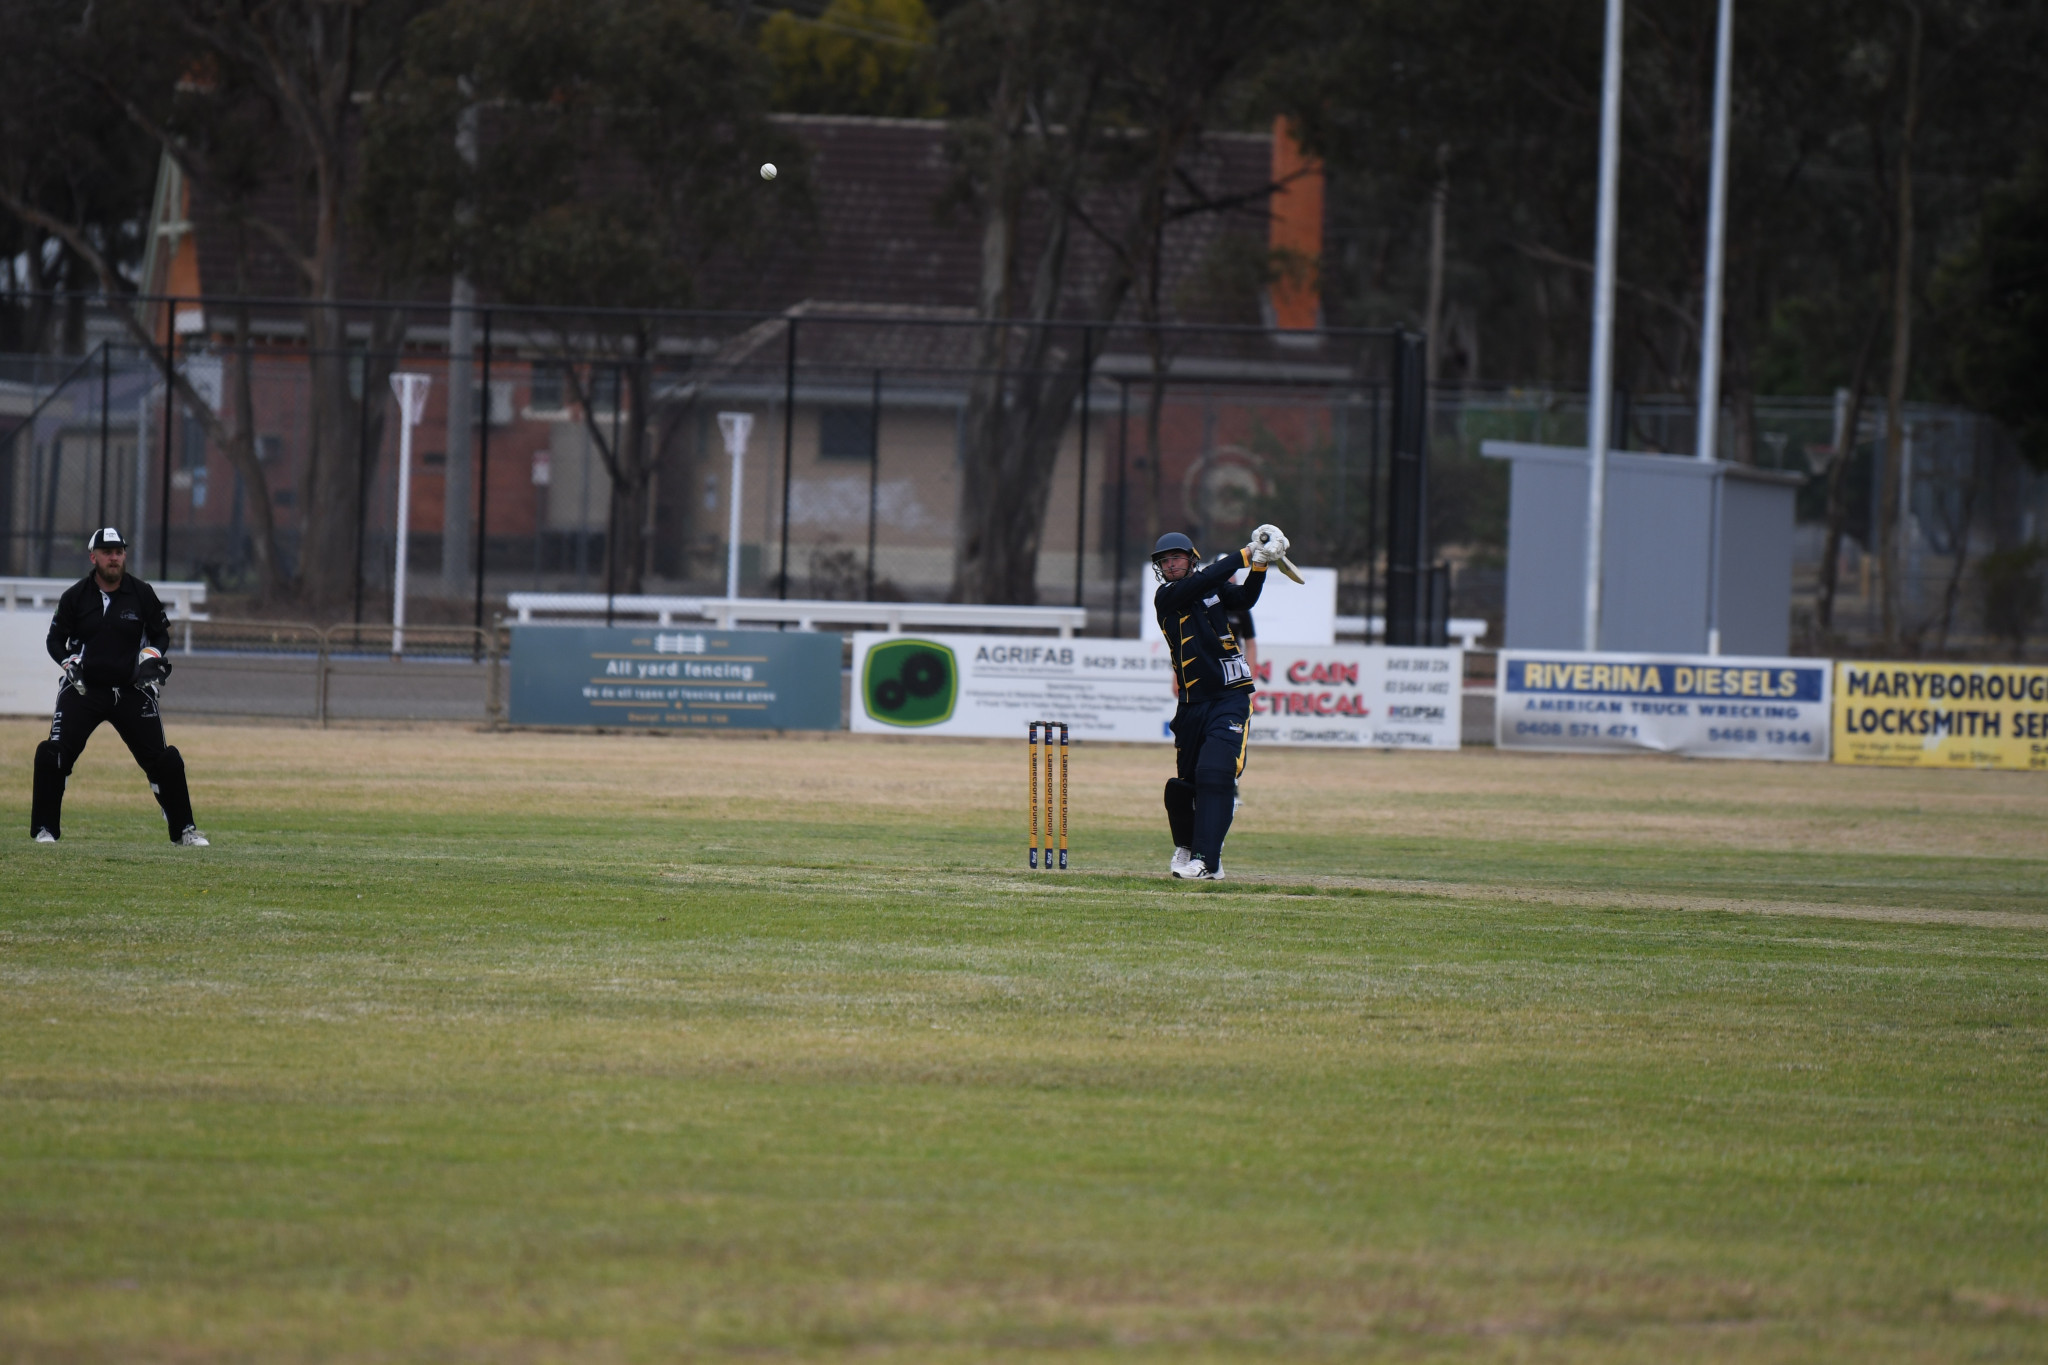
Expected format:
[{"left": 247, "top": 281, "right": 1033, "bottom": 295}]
[
  {"left": 1385, "top": 330, "right": 1428, "bottom": 645},
  {"left": 474, "top": 307, "right": 493, "bottom": 650},
  {"left": 160, "top": 328, "right": 175, "bottom": 581},
  {"left": 778, "top": 315, "right": 797, "bottom": 599},
  {"left": 487, "top": 612, "right": 505, "bottom": 728},
  {"left": 316, "top": 624, "right": 331, "bottom": 727}
]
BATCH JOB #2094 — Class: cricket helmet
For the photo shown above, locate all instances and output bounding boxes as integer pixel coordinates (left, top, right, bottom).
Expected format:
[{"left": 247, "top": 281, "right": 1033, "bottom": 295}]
[{"left": 1149, "top": 531, "right": 1198, "bottom": 565}]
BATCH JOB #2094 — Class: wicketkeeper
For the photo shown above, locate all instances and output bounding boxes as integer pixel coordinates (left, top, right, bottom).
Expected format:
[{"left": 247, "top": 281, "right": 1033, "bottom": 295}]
[
  {"left": 1152, "top": 522, "right": 1290, "bottom": 880},
  {"left": 30, "top": 527, "right": 208, "bottom": 846}
]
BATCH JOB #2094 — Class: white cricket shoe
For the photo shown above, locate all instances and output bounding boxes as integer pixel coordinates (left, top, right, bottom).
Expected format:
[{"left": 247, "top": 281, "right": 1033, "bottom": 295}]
[
  {"left": 1169, "top": 846, "right": 1195, "bottom": 877},
  {"left": 1175, "top": 857, "right": 1223, "bottom": 881},
  {"left": 176, "top": 826, "right": 210, "bottom": 847},
  {"left": 33, "top": 828, "right": 57, "bottom": 844}
]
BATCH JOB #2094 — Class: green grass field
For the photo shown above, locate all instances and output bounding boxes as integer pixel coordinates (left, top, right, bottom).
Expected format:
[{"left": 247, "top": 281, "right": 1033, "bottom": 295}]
[{"left": 3, "top": 720, "right": 2046, "bottom": 1363}]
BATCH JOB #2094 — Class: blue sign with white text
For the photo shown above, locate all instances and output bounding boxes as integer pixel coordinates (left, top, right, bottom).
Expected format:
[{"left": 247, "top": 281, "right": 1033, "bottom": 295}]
[
  {"left": 1497, "top": 650, "right": 1832, "bottom": 761},
  {"left": 508, "top": 624, "right": 841, "bottom": 730}
]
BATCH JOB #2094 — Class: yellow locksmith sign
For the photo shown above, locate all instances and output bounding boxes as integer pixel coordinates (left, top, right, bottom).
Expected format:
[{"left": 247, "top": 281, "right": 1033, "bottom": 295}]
[{"left": 1833, "top": 660, "right": 2048, "bottom": 770}]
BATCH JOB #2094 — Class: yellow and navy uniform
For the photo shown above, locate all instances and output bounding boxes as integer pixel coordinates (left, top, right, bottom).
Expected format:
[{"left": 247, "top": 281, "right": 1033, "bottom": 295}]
[
  {"left": 1154, "top": 550, "right": 1265, "bottom": 871},
  {"left": 1154, "top": 548, "right": 1266, "bottom": 701}
]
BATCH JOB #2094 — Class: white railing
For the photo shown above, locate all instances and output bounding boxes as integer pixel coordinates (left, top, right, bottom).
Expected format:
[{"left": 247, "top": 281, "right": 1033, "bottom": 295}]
[
  {"left": 0, "top": 577, "right": 211, "bottom": 649},
  {"left": 1335, "top": 615, "right": 1489, "bottom": 650},
  {"left": 506, "top": 593, "right": 1090, "bottom": 638}
]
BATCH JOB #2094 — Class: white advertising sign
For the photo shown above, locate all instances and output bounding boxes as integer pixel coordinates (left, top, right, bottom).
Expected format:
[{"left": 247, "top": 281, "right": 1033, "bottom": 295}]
[
  {"left": 851, "top": 632, "right": 1177, "bottom": 741},
  {"left": 1249, "top": 646, "right": 1463, "bottom": 749},
  {"left": 850, "top": 632, "right": 1462, "bottom": 750},
  {"left": 0, "top": 612, "right": 58, "bottom": 717},
  {"left": 1496, "top": 650, "right": 1832, "bottom": 761}
]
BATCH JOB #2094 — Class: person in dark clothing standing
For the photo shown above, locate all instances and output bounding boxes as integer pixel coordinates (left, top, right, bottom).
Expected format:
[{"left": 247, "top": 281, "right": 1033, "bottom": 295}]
[
  {"left": 31, "top": 527, "right": 207, "bottom": 845},
  {"left": 1151, "top": 522, "right": 1289, "bottom": 881}
]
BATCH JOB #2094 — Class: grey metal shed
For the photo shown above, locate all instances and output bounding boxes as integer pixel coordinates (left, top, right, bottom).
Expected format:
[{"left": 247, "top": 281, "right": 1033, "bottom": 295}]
[{"left": 1479, "top": 441, "right": 1804, "bottom": 656}]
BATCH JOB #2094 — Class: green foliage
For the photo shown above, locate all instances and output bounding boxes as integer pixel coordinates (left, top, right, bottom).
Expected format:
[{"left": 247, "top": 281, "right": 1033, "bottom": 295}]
[
  {"left": 759, "top": 0, "right": 941, "bottom": 117},
  {"left": 1939, "top": 144, "right": 2048, "bottom": 471},
  {"left": 1977, "top": 542, "right": 2045, "bottom": 658},
  {"left": 358, "top": 0, "right": 811, "bottom": 309},
  {"left": 0, "top": 1, "right": 159, "bottom": 351},
  {"left": 1271, "top": 0, "right": 2048, "bottom": 407}
]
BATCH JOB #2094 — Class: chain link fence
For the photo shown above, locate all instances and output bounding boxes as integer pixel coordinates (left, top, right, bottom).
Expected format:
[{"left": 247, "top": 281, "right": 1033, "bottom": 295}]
[
  {"left": 5, "top": 301, "right": 2044, "bottom": 667},
  {"left": 150, "top": 620, "right": 502, "bottom": 725}
]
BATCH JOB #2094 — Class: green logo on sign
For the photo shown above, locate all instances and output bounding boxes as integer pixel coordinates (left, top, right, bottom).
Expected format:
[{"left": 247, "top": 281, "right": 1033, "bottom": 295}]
[{"left": 862, "top": 639, "right": 957, "bottom": 726}]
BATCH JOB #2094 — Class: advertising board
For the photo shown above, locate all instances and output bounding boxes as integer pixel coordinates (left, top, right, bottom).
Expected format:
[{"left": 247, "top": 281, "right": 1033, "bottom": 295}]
[
  {"left": 850, "top": 633, "right": 1175, "bottom": 741},
  {"left": 1248, "top": 646, "right": 1463, "bottom": 749},
  {"left": 1832, "top": 660, "right": 2048, "bottom": 771},
  {"left": 850, "top": 633, "right": 1461, "bottom": 750},
  {"left": 508, "top": 624, "right": 840, "bottom": 730},
  {"left": 1496, "top": 650, "right": 1831, "bottom": 761},
  {"left": 0, "top": 612, "right": 57, "bottom": 717}
]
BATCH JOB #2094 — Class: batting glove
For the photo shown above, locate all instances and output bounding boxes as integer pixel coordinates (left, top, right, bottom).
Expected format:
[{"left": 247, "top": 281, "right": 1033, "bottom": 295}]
[{"left": 1247, "top": 524, "right": 1290, "bottom": 565}]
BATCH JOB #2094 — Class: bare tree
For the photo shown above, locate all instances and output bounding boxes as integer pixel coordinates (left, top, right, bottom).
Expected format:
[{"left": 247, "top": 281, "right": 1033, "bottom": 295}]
[{"left": 941, "top": 0, "right": 1290, "bottom": 603}]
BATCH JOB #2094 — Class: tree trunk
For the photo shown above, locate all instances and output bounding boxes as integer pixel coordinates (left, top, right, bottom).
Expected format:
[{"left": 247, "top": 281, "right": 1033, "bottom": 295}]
[
  {"left": 299, "top": 300, "right": 363, "bottom": 611},
  {"left": 1816, "top": 315, "right": 1881, "bottom": 634},
  {"left": 443, "top": 277, "right": 475, "bottom": 595},
  {"left": 1424, "top": 144, "right": 1449, "bottom": 385},
  {"left": 568, "top": 332, "right": 656, "bottom": 597},
  {"left": 1141, "top": 362, "right": 1168, "bottom": 555},
  {"left": 614, "top": 344, "right": 652, "bottom": 596},
  {"left": 442, "top": 94, "right": 480, "bottom": 595},
  {"left": 1878, "top": 2, "right": 1922, "bottom": 649},
  {"left": 1934, "top": 423, "right": 1984, "bottom": 651},
  {"left": 224, "top": 298, "right": 280, "bottom": 599},
  {"left": 951, "top": 55, "right": 1026, "bottom": 603}
]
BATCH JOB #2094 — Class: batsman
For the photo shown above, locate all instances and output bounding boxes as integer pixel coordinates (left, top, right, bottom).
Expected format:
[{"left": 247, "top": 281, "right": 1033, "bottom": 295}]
[
  {"left": 1151, "top": 522, "right": 1293, "bottom": 881},
  {"left": 30, "top": 527, "right": 208, "bottom": 846}
]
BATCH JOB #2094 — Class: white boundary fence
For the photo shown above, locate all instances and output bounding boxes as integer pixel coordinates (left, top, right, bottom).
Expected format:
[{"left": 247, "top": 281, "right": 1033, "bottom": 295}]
[{"left": 506, "top": 593, "right": 1090, "bottom": 637}]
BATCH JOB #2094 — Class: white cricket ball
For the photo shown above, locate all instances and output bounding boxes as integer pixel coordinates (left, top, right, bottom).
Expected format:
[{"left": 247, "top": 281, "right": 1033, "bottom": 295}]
[{"left": 760, "top": 163, "right": 777, "bottom": 181}]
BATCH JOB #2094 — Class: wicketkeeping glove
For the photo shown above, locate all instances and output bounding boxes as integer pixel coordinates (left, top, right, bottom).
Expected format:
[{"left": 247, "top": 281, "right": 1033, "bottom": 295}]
[
  {"left": 60, "top": 652, "right": 85, "bottom": 695},
  {"left": 133, "top": 647, "right": 171, "bottom": 702}
]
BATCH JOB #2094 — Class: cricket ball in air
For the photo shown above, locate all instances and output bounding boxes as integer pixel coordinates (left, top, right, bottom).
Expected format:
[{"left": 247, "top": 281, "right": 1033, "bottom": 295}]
[{"left": 760, "top": 163, "right": 777, "bottom": 181}]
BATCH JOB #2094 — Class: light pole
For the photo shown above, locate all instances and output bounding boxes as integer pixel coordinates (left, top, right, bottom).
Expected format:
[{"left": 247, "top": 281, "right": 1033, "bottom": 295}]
[
  {"left": 1696, "top": 0, "right": 1735, "bottom": 655},
  {"left": 718, "top": 411, "right": 754, "bottom": 598},
  {"left": 389, "top": 371, "right": 432, "bottom": 658},
  {"left": 1583, "top": 0, "right": 1626, "bottom": 653}
]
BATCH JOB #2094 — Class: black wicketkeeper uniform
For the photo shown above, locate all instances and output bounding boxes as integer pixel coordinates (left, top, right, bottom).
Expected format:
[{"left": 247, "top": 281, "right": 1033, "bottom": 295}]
[
  {"left": 1156, "top": 549, "right": 1266, "bottom": 872},
  {"left": 32, "top": 572, "right": 198, "bottom": 841}
]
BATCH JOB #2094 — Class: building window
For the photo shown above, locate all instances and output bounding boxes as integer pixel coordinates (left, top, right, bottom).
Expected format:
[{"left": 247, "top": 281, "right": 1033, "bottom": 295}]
[
  {"left": 531, "top": 363, "right": 622, "bottom": 415},
  {"left": 818, "top": 406, "right": 875, "bottom": 461},
  {"left": 529, "top": 362, "right": 567, "bottom": 413},
  {"left": 480, "top": 379, "right": 514, "bottom": 426},
  {"left": 585, "top": 367, "right": 621, "bottom": 413}
]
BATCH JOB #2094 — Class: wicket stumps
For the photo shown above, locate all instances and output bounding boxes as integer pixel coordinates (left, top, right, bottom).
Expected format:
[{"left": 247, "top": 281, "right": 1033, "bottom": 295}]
[{"left": 1028, "top": 720, "right": 1069, "bottom": 870}]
